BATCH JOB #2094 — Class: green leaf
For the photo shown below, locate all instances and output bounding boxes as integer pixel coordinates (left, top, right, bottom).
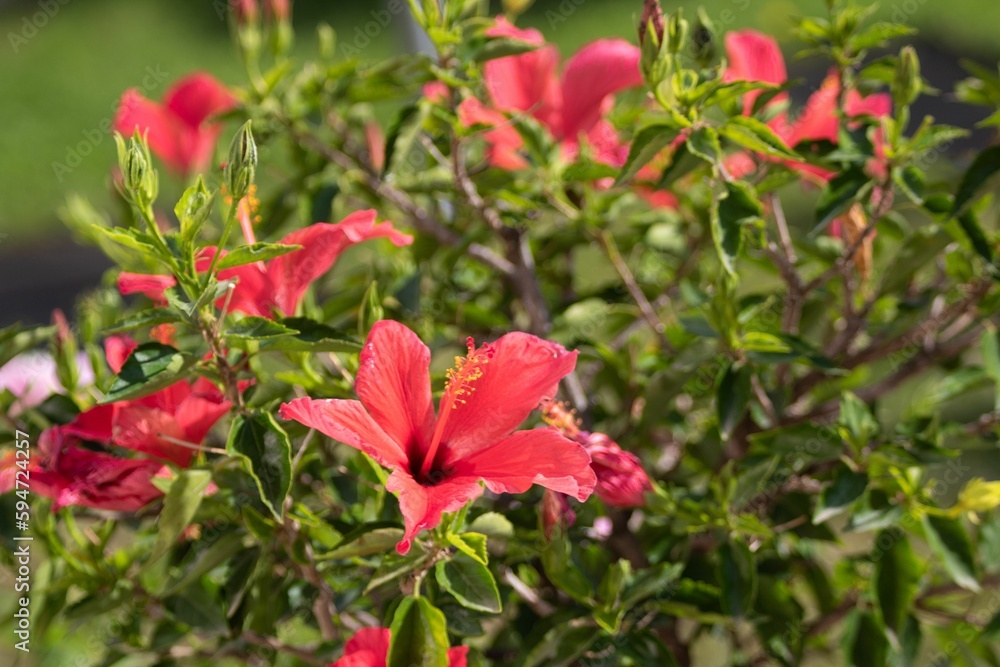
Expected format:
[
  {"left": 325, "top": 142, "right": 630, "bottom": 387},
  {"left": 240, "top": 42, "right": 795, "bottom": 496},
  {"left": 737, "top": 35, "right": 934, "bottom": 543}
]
[
  {"left": 144, "top": 470, "right": 213, "bottom": 579},
  {"left": 921, "top": 514, "right": 980, "bottom": 591},
  {"left": 951, "top": 144, "right": 1000, "bottom": 216},
  {"left": 322, "top": 523, "right": 404, "bottom": 559},
  {"left": 100, "top": 343, "right": 196, "bottom": 404},
  {"left": 522, "top": 621, "right": 601, "bottom": 667},
  {"left": 982, "top": 327, "right": 1000, "bottom": 411},
  {"left": 956, "top": 210, "right": 995, "bottom": 265},
  {"left": 717, "top": 539, "right": 756, "bottom": 618},
  {"left": 215, "top": 242, "right": 302, "bottom": 270},
  {"left": 838, "top": 392, "right": 879, "bottom": 452},
  {"left": 435, "top": 551, "right": 501, "bottom": 614},
  {"left": 616, "top": 122, "right": 682, "bottom": 186},
  {"left": 846, "top": 611, "right": 889, "bottom": 667},
  {"left": 717, "top": 363, "right": 751, "bottom": 440},
  {"left": 712, "top": 181, "right": 761, "bottom": 276},
  {"left": 225, "top": 317, "right": 298, "bottom": 345},
  {"left": 815, "top": 167, "right": 869, "bottom": 228},
  {"left": 688, "top": 126, "right": 723, "bottom": 165},
  {"left": 175, "top": 177, "right": 214, "bottom": 244},
  {"left": 448, "top": 532, "right": 488, "bottom": 565},
  {"left": 268, "top": 317, "right": 362, "bottom": 352},
  {"left": 226, "top": 413, "right": 292, "bottom": 520},
  {"left": 387, "top": 597, "right": 450, "bottom": 667},
  {"left": 161, "top": 532, "right": 246, "bottom": 597},
  {"left": 382, "top": 103, "right": 423, "bottom": 176},
  {"left": 719, "top": 116, "right": 798, "bottom": 159},
  {"left": 873, "top": 531, "right": 921, "bottom": 635},
  {"left": 814, "top": 467, "right": 868, "bottom": 524}
]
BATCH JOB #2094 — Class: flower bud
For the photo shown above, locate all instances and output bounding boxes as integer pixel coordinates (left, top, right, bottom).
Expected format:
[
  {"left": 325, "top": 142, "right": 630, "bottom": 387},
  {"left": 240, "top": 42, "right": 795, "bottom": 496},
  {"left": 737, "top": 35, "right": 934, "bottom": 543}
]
[
  {"left": 502, "top": 0, "right": 534, "bottom": 17},
  {"left": 831, "top": 202, "right": 873, "bottom": 282},
  {"left": 691, "top": 7, "right": 716, "bottom": 67},
  {"left": 665, "top": 9, "right": 688, "bottom": 55},
  {"left": 232, "top": 0, "right": 259, "bottom": 24},
  {"left": 638, "top": 0, "right": 665, "bottom": 81},
  {"left": 224, "top": 120, "right": 257, "bottom": 200},
  {"left": 541, "top": 490, "right": 576, "bottom": 540},
  {"left": 892, "top": 45, "right": 921, "bottom": 110},
  {"left": 583, "top": 433, "right": 653, "bottom": 508},
  {"left": 264, "top": 0, "right": 289, "bottom": 21},
  {"left": 51, "top": 309, "right": 80, "bottom": 392},
  {"left": 115, "top": 131, "right": 158, "bottom": 209}
]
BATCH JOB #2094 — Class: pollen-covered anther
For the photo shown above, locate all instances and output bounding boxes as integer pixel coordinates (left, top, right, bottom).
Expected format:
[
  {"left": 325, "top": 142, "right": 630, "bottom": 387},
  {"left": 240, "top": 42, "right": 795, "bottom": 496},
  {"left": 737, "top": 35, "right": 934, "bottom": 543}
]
[
  {"left": 541, "top": 399, "right": 580, "bottom": 438},
  {"left": 443, "top": 338, "right": 493, "bottom": 409}
]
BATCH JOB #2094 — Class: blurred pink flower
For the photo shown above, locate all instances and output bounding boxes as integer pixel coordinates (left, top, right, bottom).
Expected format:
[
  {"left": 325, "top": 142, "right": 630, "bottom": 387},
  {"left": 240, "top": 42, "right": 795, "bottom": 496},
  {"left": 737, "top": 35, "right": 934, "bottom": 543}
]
[
  {"left": 328, "top": 627, "right": 467, "bottom": 667},
  {"left": 114, "top": 72, "right": 237, "bottom": 176},
  {"left": 0, "top": 351, "right": 93, "bottom": 416}
]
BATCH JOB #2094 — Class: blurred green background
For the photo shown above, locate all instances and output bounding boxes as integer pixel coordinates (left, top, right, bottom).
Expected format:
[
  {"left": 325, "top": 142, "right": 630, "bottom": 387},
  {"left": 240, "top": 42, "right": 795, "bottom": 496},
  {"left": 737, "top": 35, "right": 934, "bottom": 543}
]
[{"left": 1, "top": 0, "right": 999, "bottom": 240}]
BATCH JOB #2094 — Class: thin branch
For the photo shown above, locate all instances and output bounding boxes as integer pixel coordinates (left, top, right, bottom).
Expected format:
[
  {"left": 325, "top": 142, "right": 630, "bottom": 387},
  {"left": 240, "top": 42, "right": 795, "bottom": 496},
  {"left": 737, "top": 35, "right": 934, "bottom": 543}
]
[{"left": 598, "top": 231, "right": 676, "bottom": 354}]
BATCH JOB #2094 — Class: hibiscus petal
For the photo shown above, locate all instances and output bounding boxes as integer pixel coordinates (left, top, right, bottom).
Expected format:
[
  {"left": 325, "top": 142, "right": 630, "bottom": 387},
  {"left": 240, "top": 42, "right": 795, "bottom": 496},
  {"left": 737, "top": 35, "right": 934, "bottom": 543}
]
[
  {"left": 440, "top": 332, "right": 578, "bottom": 462},
  {"left": 451, "top": 428, "right": 595, "bottom": 502},
  {"left": 62, "top": 403, "right": 116, "bottom": 442},
  {"left": 117, "top": 272, "right": 176, "bottom": 305},
  {"left": 448, "top": 646, "right": 470, "bottom": 667},
  {"left": 112, "top": 404, "right": 190, "bottom": 466},
  {"left": 483, "top": 17, "right": 562, "bottom": 130},
  {"left": 559, "top": 39, "right": 642, "bottom": 141},
  {"left": 279, "top": 398, "right": 407, "bottom": 470},
  {"left": 343, "top": 627, "right": 391, "bottom": 657},
  {"left": 176, "top": 394, "right": 230, "bottom": 447},
  {"left": 355, "top": 321, "right": 435, "bottom": 463},
  {"left": 788, "top": 74, "right": 840, "bottom": 145},
  {"left": 457, "top": 97, "right": 528, "bottom": 170},
  {"left": 104, "top": 335, "right": 138, "bottom": 375},
  {"left": 266, "top": 212, "right": 413, "bottom": 317},
  {"left": 723, "top": 30, "right": 788, "bottom": 115},
  {"left": 163, "top": 73, "right": 237, "bottom": 129},
  {"left": 385, "top": 469, "right": 484, "bottom": 554},
  {"left": 114, "top": 88, "right": 187, "bottom": 172}
]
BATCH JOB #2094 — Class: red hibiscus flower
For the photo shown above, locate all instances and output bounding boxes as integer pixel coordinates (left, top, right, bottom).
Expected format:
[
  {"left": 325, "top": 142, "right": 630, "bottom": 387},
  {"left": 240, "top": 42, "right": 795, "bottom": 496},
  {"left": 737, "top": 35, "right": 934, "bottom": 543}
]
[
  {"left": 328, "top": 627, "right": 467, "bottom": 667},
  {"left": 454, "top": 16, "right": 642, "bottom": 168},
  {"left": 119, "top": 210, "right": 413, "bottom": 319},
  {"left": 281, "top": 320, "right": 596, "bottom": 554},
  {"left": 1, "top": 336, "right": 231, "bottom": 512},
  {"left": 722, "top": 30, "right": 892, "bottom": 183},
  {"left": 114, "top": 72, "right": 237, "bottom": 176}
]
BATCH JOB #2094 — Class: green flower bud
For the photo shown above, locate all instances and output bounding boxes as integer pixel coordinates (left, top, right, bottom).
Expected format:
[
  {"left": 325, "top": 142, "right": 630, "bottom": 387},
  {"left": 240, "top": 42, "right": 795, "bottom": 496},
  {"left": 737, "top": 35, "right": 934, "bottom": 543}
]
[
  {"left": 892, "top": 46, "right": 921, "bottom": 110},
  {"left": 691, "top": 7, "right": 717, "bottom": 67},
  {"left": 665, "top": 9, "right": 688, "bottom": 56},
  {"left": 115, "top": 131, "right": 158, "bottom": 208},
  {"left": 502, "top": 0, "right": 533, "bottom": 16},
  {"left": 225, "top": 120, "right": 258, "bottom": 200}
]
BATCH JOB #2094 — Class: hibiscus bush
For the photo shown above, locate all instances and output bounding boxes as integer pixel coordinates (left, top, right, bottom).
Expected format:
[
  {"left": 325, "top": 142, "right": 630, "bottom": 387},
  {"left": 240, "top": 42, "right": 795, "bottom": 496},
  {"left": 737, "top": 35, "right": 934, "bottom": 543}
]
[{"left": 5, "top": 0, "right": 1000, "bottom": 664}]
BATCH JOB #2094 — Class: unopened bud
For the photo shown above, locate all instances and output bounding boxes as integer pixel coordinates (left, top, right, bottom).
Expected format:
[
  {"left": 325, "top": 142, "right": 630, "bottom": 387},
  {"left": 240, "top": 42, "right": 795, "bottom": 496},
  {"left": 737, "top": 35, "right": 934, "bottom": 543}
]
[
  {"left": 264, "top": 0, "right": 289, "bottom": 21},
  {"left": 224, "top": 120, "right": 257, "bottom": 200},
  {"left": 638, "top": 0, "right": 664, "bottom": 47},
  {"left": 541, "top": 490, "right": 576, "bottom": 540},
  {"left": 665, "top": 9, "right": 688, "bottom": 55},
  {"left": 115, "top": 131, "right": 158, "bottom": 208},
  {"left": 582, "top": 433, "right": 653, "bottom": 508},
  {"left": 51, "top": 309, "right": 79, "bottom": 392},
  {"left": 892, "top": 46, "right": 921, "bottom": 110},
  {"left": 691, "top": 7, "right": 716, "bottom": 66},
  {"left": 232, "top": 0, "right": 259, "bottom": 24},
  {"left": 502, "top": 0, "right": 534, "bottom": 17}
]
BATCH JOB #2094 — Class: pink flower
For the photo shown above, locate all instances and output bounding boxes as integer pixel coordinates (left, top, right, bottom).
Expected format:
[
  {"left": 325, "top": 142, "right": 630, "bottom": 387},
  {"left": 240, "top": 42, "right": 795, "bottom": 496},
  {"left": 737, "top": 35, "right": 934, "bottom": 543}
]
[
  {"left": 723, "top": 30, "right": 891, "bottom": 183},
  {"left": 0, "top": 351, "right": 94, "bottom": 416},
  {"left": 119, "top": 210, "right": 413, "bottom": 319},
  {"left": 328, "top": 627, "right": 467, "bottom": 667},
  {"left": 1, "top": 336, "right": 231, "bottom": 511},
  {"left": 114, "top": 72, "right": 237, "bottom": 176},
  {"left": 281, "top": 320, "right": 595, "bottom": 554},
  {"left": 456, "top": 17, "right": 643, "bottom": 168}
]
